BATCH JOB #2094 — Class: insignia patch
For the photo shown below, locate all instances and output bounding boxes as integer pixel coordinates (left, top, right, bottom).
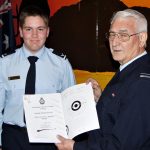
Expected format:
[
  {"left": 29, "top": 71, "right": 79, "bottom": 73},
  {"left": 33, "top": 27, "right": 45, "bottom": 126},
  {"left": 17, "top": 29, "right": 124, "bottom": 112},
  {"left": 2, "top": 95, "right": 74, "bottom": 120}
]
[
  {"left": 52, "top": 49, "right": 67, "bottom": 59},
  {"left": 140, "top": 73, "right": 150, "bottom": 78},
  {"left": 112, "top": 93, "right": 115, "bottom": 97}
]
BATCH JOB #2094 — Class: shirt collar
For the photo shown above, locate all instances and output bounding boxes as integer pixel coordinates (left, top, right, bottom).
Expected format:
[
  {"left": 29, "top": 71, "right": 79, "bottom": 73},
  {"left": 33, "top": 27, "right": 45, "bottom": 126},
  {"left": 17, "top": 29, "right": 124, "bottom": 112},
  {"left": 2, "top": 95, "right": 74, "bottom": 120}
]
[
  {"left": 22, "top": 44, "right": 45, "bottom": 59},
  {"left": 120, "top": 51, "right": 147, "bottom": 71}
]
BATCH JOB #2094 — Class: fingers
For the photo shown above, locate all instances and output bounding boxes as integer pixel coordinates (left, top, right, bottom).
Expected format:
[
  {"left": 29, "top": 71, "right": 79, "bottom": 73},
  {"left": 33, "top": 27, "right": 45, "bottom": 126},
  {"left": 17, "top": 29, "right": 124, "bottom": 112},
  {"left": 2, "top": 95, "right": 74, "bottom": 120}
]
[
  {"left": 55, "top": 135, "right": 65, "bottom": 150},
  {"left": 86, "top": 78, "right": 99, "bottom": 86},
  {"left": 55, "top": 143, "right": 63, "bottom": 150},
  {"left": 86, "top": 78, "right": 102, "bottom": 102},
  {"left": 57, "top": 135, "right": 66, "bottom": 143},
  {"left": 55, "top": 135, "right": 74, "bottom": 150}
]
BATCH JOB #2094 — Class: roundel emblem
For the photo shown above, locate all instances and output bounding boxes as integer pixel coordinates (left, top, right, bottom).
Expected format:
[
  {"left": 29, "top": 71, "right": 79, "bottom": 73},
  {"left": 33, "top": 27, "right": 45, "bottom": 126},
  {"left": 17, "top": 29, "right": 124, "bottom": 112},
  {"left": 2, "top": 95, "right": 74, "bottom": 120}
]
[{"left": 71, "top": 101, "right": 81, "bottom": 111}]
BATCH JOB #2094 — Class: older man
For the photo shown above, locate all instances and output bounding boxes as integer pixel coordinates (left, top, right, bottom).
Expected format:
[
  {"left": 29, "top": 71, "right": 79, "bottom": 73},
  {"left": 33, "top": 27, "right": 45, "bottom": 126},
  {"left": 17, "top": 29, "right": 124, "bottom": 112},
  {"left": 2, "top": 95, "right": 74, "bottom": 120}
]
[{"left": 56, "top": 9, "right": 150, "bottom": 150}]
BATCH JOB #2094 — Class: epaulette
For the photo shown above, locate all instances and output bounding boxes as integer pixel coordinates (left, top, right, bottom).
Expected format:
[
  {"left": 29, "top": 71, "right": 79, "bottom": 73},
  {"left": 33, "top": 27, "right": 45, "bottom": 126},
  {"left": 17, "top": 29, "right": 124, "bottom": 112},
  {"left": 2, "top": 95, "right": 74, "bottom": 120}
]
[
  {"left": 140, "top": 73, "right": 150, "bottom": 78},
  {"left": 1, "top": 50, "right": 16, "bottom": 58},
  {"left": 52, "top": 49, "right": 67, "bottom": 59}
]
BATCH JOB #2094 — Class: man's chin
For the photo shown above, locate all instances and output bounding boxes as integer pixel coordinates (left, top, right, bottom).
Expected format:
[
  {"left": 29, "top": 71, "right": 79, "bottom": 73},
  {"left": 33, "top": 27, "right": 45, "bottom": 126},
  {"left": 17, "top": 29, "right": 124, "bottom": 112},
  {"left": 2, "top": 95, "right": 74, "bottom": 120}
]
[
  {"left": 112, "top": 56, "right": 122, "bottom": 63},
  {"left": 29, "top": 48, "right": 41, "bottom": 53}
]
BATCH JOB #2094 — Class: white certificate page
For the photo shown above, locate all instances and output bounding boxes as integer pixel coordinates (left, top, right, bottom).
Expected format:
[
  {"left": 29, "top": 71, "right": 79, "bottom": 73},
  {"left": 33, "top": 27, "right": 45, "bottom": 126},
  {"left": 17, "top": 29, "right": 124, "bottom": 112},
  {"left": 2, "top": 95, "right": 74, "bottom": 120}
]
[
  {"left": 23, "top": 94, "right": 67, "bottom": 143},
  {"left": 61, "top": 83, "right": 100, "bottom": 139},
  {"left": 23, "top": 83, "right": 100, "bottom": 143}
]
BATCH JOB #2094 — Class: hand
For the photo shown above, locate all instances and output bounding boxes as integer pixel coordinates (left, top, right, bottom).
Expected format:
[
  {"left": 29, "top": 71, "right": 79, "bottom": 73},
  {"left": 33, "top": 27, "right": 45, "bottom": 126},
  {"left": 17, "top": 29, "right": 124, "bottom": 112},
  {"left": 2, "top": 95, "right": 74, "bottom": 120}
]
[
  {"left": 55, "top": 135, "right": 75, "bottom": 150},
  {"left": 86, "top": 78, "right": 102, "bottom": 103}
]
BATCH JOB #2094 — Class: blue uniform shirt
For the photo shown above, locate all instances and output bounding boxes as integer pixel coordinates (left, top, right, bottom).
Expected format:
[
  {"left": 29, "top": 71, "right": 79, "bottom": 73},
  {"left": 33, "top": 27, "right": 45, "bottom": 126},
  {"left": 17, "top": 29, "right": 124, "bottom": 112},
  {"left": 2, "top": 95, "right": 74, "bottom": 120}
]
[{"left": 0, "top": 45, "right": 75, "bottom": 145}]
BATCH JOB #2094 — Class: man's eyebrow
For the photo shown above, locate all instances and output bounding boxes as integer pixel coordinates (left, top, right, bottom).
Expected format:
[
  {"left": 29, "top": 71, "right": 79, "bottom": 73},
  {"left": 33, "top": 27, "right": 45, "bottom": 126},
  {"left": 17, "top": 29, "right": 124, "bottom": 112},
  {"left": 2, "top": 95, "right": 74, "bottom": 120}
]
[
  {"left": 23, "top": 26, "right": 31, "bottom": 28},
  {"left": 119, "top": 29, "right": 128, "bottom": 33},
  {"left": 23, "top": 26, "right": 47, "bottom": 28},
  {"left": 37, "top": 26, "right": 47, "bottom": 28},
  {"left": 109, "top": 29, "right": 128, "bottom": 33}
]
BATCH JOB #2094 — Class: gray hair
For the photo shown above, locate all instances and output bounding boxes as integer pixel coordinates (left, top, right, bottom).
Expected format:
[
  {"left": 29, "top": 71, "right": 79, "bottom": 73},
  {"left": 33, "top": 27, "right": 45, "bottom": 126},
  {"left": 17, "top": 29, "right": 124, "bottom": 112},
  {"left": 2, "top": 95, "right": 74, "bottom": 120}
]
[{"left": 110, "top": 9, "right": 148, "bottom": 33}]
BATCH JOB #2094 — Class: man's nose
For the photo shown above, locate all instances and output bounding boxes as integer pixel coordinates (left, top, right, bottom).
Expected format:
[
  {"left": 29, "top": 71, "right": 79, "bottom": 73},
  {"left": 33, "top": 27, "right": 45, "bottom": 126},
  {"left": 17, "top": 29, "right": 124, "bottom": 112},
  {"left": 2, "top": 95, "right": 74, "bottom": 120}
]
[
  {"left": 32, "top": 29, "right": 38, "bottom": 36},
  {"left": 111, "top": 34, "right": 120, "bottom": 46}
]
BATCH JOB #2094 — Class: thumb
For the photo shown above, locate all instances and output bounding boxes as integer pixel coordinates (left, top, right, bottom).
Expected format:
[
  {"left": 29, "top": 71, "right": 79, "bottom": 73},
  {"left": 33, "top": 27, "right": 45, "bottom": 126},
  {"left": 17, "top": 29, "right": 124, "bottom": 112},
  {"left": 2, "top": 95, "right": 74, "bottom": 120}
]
[{"left": 57, "top": 135, "right": 66, "bottom": 143}]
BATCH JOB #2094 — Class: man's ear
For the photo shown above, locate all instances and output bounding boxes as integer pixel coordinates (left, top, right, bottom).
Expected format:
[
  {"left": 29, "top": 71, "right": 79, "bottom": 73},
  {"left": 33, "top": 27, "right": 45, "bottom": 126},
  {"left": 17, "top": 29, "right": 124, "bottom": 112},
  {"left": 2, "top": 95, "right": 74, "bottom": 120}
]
[
  {"left": 19, "top": 27, "right": 23, "bottom": 38},
  {"left": 47, "top": 27, "right": 50, "bottom": 37},
  {"left": 139, "top": 32, "right": 147, "bottom": 48}
]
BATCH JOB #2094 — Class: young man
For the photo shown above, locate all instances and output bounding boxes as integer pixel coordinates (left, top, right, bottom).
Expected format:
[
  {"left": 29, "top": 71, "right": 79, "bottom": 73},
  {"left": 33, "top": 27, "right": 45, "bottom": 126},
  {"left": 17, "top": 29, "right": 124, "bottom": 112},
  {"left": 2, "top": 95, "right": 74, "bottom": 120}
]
[
  {"left": 0, "top": 5, "right": 75, "bottom": 150},
  {"left": 56, "top": 9, "right": 150, "bottom": 150}
]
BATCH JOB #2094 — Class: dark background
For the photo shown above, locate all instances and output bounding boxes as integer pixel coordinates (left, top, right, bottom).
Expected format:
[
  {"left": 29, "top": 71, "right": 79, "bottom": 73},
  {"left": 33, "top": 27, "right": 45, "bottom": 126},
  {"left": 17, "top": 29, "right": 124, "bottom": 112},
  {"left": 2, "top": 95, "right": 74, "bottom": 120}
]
[{"left": 17, "top": 0, "right": 150, "bottom": 71}]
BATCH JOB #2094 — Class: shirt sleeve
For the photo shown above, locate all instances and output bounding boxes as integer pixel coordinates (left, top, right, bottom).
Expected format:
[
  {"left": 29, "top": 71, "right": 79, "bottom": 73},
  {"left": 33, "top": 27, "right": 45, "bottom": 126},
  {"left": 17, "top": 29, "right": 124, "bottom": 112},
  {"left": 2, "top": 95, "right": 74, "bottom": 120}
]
[
  {"left": 61, "top": 58, "right": 76, "bottom": 91},
  {"left": 74, "top": 78, "right": 150, "bottom": 150},
  {"left": 0, "top": 59, "right": 5, "bottom": 146}
]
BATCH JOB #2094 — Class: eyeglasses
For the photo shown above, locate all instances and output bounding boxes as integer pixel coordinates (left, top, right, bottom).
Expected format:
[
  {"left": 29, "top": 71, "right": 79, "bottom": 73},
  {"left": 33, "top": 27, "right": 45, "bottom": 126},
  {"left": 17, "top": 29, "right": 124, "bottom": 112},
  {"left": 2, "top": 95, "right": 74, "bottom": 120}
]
[{"left": 105, "top": 32, "right": 140, "bottom": 42}]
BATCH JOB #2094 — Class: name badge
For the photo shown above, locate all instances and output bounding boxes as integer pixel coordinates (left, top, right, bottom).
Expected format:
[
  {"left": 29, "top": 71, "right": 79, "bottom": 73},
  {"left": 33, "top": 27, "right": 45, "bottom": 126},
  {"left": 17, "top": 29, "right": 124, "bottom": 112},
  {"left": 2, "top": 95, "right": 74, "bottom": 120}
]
[{"left": 8, "top": 76, "right": 20, "bottom": 80}]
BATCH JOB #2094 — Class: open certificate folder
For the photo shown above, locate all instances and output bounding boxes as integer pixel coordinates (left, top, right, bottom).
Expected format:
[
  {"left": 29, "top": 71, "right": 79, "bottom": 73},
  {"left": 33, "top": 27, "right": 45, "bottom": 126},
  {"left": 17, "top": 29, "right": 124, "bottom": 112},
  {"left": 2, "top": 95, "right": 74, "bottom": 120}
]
[{"left": 23, "top": 83, "right": 100, "bottom": 143}]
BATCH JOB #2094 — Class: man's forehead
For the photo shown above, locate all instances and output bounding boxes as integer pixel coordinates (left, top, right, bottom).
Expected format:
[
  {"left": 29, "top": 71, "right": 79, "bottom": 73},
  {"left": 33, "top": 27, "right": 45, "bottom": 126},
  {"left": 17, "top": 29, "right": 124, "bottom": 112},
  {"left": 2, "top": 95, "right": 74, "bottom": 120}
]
[{"left": 110, "top": 21, "right": 136, "bottom": 33}]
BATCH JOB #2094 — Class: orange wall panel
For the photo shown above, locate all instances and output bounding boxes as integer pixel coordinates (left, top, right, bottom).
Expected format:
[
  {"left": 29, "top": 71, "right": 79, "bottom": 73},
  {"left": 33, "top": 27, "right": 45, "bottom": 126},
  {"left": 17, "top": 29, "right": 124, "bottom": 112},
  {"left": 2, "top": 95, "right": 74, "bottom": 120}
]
[
  {"left": 122, "top": 0, "right": 150, "bottom": 8},
  {"left": 48, "top": 0, "right": 80, "bottom": 16}
]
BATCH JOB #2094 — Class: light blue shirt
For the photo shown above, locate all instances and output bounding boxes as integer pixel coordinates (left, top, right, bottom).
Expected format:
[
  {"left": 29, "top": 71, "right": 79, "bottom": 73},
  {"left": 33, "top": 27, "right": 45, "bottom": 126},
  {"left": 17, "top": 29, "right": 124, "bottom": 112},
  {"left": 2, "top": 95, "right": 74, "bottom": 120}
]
[{"left": 0, "top": 45, "right": 75, "bottom": 145}]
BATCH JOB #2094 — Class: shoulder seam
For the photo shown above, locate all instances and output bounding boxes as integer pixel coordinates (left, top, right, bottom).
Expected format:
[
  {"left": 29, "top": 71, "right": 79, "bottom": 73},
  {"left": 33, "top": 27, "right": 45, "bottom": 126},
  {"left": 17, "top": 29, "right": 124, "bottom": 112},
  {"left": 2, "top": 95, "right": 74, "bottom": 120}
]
[
  {"left": 52, "top": 49, "right": 67, "bottom": 59},
  {"left": 1, "top": 50, "right": 16, "bottom": 58}
]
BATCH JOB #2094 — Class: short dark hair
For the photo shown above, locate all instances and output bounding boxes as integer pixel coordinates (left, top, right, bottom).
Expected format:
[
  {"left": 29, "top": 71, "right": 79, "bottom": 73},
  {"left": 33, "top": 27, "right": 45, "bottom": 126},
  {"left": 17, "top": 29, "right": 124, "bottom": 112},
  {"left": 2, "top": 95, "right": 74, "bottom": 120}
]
[{"left": 19, "top": 5, "right": 50, "bottom": 28}]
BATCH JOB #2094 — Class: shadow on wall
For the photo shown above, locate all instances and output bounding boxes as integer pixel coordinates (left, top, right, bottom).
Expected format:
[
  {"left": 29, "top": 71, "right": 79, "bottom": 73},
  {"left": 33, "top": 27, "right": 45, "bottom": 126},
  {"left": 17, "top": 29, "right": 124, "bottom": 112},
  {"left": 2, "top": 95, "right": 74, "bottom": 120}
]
[
  {"left": 46, "top": 0, "right": 127, "bottom": 72},
  {"left": 19, "top": 0, "right": 50, "bottom": 16},
  {"left": 46, "top": 0, "right": 150, "bottom": 72}
]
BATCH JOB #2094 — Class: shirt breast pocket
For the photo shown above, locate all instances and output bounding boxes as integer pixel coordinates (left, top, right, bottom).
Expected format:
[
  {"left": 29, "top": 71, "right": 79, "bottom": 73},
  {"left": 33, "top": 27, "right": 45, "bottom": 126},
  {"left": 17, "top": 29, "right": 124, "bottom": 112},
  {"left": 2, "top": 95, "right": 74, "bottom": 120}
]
[
  {"left": 6, "top": 78, "right": 25, "bottom": 91},
  {"left": 5, "top": 78, "right": 25, "bottom": 101}
]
